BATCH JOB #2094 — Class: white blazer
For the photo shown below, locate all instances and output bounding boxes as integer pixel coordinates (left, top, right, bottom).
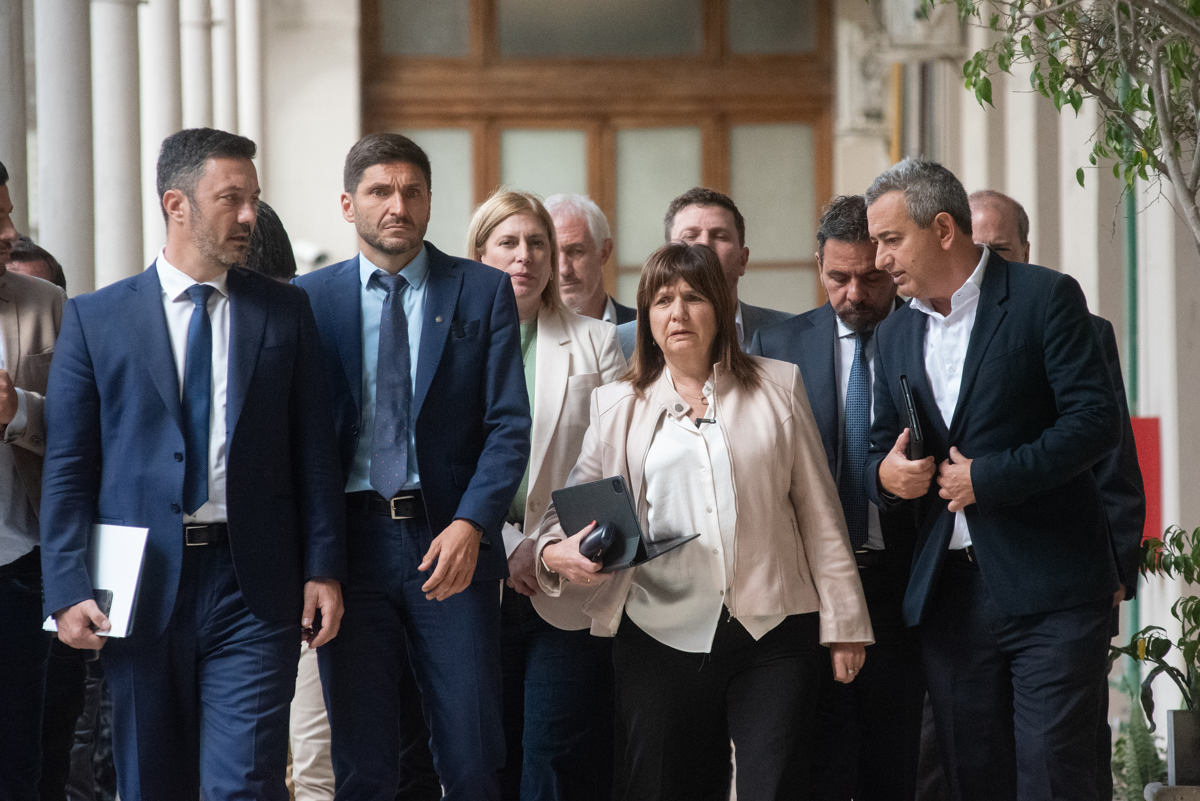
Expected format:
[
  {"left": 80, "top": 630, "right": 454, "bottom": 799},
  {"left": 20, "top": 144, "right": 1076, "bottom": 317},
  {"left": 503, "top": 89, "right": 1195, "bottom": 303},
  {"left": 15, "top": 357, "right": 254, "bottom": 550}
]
[{"left": 502, "top": 304, "right": 626, "bottom": 630}]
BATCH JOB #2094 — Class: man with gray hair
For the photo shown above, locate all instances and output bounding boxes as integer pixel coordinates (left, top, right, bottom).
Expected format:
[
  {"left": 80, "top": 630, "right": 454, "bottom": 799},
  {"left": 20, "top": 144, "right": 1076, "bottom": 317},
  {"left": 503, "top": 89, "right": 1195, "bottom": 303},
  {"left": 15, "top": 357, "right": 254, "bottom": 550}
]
[
  {"left": 863, "top": 158, "right": 1122, "bottom": 800},
  {"left": 545, "top": 194, "right": 634, "bottom": 324}
]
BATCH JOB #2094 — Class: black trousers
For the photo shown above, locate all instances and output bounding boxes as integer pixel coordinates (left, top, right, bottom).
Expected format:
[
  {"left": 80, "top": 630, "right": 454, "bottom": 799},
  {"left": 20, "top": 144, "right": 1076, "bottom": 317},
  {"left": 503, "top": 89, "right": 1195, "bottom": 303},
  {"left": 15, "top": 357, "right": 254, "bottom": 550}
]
[
  {"left": 921, "top": 559, "right": 1111, "bottom": 801},
  {"left": 812, "top": 550, "right": 924, "bottom": 801},
  {"left": 0, "top": 548, "right": 51, "bottom": 801},
  {"left": 38, "top": 640, "right": 88, "bottom": 801},
  {"left": 612, "top": 609, "right": 825, "bottom": 801}
]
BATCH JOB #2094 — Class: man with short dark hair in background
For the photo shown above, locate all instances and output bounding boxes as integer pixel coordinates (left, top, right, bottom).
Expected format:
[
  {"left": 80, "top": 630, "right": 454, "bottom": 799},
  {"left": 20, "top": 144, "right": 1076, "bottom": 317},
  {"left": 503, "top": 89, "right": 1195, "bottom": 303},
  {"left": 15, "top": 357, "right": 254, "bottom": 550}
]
[
  {"left": 295, "top": 133, "right": 529, "bottom": 801},
  {"left": 969, "top": 188, "right": 1145, "bottom": 801},
  {"left": 0, "top": 158, "right": 66, "bottom": 801},
  {"left": 865, "top": 158, "right": 1123, "bottom": 800},
  {"left": 751, "top": 195, "right": 923, "bottom": 801},
  {"left": 40, "top": 128, "right": 347, "bottom": 800},
  {"left": 8, "top": 235, "right": 68, "bottom": 291},
  {"left": 244, "top": 202, "right": 297, "bottom": 282},
  {"left": 616, "top": 187, "right": 792, "bottom": 358},
  {"left": 545, "top": 193, "right": 634, "bottom": 324}
]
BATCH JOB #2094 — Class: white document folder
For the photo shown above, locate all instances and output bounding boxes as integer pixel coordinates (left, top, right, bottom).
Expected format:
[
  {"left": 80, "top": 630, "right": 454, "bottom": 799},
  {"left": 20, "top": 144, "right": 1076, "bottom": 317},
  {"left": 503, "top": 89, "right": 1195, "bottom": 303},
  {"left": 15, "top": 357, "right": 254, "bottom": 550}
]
[{"left": 43, "top": 524, "right": 149, "bottom": 638}]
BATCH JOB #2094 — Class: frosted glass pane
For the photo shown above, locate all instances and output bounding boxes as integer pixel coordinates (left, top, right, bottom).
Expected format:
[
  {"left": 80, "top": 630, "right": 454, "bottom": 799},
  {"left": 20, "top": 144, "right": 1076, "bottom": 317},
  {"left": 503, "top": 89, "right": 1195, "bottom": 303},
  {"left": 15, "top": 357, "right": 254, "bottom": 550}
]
[
  {"left": 738, "top": 266, "right": 817, "bottom": 315},
  {"left": 616, "top": 271, "right": 640, "bottom": 307},
  {"left": 729, "top": 0, "right": 817, "bottom": 54},
  {"left": 500, "top": 130, "right": 588, "bottom": 200},
  {"left": 395, "top": 128, "right": 473, "bottom": 258},
  {"left": 730, "top": 123, "right": 815, "bottom": 262},
  {"left": 499, "top": 0, "right": 703, "bottom": 58},
  {"left": 616, "top": 127, "right": 702, "bottom": 267},
  {"left": 381, "top": 0, "right": 470, "bottom": 57}
]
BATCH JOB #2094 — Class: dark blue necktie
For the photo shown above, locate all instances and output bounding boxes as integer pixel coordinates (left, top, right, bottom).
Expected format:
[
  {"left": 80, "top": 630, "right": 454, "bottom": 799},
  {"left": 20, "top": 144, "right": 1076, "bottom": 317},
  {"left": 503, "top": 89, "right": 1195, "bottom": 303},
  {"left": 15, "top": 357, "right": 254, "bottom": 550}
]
[
  {"left": 839, "top": 331, "right": 871, "bottom": 549},
  {"left": 370, "top": 273, "right": 412, "bottom": 500},
  {"left": 182, "top": 284, "right": 215, "bottom": 514}
]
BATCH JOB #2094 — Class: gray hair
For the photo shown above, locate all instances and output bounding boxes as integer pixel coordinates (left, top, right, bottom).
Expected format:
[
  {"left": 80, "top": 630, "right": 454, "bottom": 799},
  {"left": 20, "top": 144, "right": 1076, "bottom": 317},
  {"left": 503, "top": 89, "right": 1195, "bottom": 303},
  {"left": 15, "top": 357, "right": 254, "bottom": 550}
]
[
  {"left": 864, "top": 158, "right": 972, "bottom": 236},
  {"left": 968, "top": 189, "right": 1029, "bottom": 246},
  {"left": 544, "top": 193, "right": 611, "bottom": 250}
]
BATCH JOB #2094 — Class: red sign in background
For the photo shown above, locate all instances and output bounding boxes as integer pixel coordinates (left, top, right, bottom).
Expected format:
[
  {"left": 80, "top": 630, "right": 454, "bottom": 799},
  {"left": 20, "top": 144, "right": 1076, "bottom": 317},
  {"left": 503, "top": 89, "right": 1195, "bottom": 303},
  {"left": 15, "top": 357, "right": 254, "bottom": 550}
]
[{"left": 1132, "top": 417, "right": 1162, "bottom": 541}]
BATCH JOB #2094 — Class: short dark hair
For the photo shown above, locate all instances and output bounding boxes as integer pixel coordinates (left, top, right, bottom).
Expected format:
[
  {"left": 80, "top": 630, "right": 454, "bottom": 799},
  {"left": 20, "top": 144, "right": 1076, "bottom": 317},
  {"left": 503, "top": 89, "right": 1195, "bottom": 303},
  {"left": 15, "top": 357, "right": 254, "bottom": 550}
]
[
  {"left": 968, "top": 189, "right": 1029, "bottom": 246},
  {"left": 156, "top": 128, "right": 256, "bottom": 221},
  {"left": 0, "top": 159, "right": 8, "bottom": 186},
  {"left": 864, "top": 157, "right": 972, "bottom": 236},
  {"left": 343, "top": 133, "right": 431, "bottom": 194},
  {"left": 244, "top": 201, "right": 297, "bottom": 281},
  {"left": 663, "top": 188, "right": 747, "bottom": 247},
  {"left": 9, "top": 235, "right": 68, "bottom": 291},
  {"left": 816, "top": 195, "right": 870, "bottom": 260}
]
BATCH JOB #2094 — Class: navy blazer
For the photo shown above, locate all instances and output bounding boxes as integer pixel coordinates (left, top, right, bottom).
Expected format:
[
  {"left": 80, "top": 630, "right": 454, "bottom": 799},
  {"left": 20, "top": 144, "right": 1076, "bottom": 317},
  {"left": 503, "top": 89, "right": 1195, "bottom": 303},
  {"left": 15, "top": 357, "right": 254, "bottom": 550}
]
[
  {"left": 294, "top": 244, "right": 530, "bottom": 583},
  {"left": 610, "top": 296, "right": 636, "bottom": 326},
  {"left": 1091, "top": 315, "right": 1146, "bottom": 600},
  {"left": 749, "top": 302, "right": 917, "bottom": 556},
  {"left": 40, "top": 266, "right": 347, "bottom": 639},
  {"left": 865, "top": 252, "right": 1122, "bottom": 625}
]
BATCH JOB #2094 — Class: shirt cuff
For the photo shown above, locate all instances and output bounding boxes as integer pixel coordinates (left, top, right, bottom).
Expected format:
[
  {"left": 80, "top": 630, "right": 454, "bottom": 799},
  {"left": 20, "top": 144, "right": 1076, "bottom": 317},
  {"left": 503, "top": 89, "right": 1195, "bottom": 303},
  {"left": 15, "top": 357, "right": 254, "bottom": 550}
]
[
  {"left": 4, "top": 389, "right": 28, "bottom": 441},
  {"left": 502, "top": 521, "right": 527, "bottom": 558}
]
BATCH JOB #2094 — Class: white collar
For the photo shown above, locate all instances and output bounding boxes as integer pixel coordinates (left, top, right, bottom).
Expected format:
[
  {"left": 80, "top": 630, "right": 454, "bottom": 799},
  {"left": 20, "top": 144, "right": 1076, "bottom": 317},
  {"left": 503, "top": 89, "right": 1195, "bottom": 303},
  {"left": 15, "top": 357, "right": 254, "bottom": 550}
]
[
  {"left": 155, "top": 249, "right": 228, "bottom": 301},
  {"left": 909, "top": 245, "right": 988, "bottom": 319}
]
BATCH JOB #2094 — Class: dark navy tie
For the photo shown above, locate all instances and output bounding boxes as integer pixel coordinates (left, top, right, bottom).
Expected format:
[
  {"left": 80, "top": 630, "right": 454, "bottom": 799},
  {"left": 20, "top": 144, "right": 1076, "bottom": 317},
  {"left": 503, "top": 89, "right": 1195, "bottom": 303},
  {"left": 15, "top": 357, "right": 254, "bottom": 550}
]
[
  {"left": 182, "top": 284, "right": 215, "bottom": 515},
  {"left": 839, "top": 331, "right": 871, "bottom": 549},
  {"left": 370, "top": 273, "right": 412, "bottom": 500}
]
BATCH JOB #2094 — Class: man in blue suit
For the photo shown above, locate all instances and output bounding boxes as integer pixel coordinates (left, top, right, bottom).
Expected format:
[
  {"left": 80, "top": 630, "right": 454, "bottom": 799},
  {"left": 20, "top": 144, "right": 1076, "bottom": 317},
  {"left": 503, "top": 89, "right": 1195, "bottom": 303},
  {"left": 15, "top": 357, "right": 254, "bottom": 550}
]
[
  {"left": 295, "top": 133, "right": 530, "bottom": 801},
  {"left": 864, "top": 159, "right": 1122, "bottom": 800},
  {"left": 751, "top": 195, "right": 923, "bottom": 801},
  {"left": 40, "top": 128, "right": 347, "bottom": 801}
]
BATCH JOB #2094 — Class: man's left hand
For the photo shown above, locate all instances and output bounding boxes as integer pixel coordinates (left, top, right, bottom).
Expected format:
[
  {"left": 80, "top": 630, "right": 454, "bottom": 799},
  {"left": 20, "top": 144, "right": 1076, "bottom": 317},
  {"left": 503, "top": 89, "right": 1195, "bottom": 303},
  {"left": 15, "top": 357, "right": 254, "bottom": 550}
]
[
  {"left": 302, "top": 578, "right": 343, "bottom": 649},
  {"left": 0, "top": 370, "right": 16, "bottom": 426},
  {"left": 420, "top": 519, "right": 481, "bottom": 601},
  {"left": 937, "top": 447, "right": 976, "bottom": 512}
]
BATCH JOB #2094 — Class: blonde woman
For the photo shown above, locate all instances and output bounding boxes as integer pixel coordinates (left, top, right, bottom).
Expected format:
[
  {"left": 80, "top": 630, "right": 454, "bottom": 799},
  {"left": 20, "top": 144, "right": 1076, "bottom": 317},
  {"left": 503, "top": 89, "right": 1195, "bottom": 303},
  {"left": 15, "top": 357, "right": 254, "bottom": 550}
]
[{"left": 467, "top": 189, "right": 626, "bottom": 801}]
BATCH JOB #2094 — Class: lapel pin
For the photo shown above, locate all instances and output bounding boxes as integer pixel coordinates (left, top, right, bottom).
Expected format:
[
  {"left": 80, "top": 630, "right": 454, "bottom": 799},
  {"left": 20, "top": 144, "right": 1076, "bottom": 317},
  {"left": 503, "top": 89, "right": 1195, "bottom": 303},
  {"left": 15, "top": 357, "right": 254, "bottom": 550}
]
[{"left": 436, "top": 316, "right": 443, "bottom": 323}]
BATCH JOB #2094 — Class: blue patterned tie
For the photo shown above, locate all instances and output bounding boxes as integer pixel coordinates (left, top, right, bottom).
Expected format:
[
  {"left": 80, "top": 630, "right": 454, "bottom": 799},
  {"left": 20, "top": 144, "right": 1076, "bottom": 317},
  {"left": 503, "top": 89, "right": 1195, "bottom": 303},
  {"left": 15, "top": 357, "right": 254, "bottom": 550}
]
[
  {"left": 182, "top": 284, "right": 215, "bottom": 514},
  {"left": 839, "top": 331, "right": 871, "bottom": 549},
  {"left": 370, "top": 273, "right": 412, "bottom": 500}
]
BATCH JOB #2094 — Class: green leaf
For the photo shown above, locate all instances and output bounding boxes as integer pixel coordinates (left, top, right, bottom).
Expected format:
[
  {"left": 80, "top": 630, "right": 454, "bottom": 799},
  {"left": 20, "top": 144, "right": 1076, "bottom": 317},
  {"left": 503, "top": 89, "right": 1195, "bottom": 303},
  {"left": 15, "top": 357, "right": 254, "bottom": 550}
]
[
  {"left": 999, "top": 49, "right": 1013, "bottom": 73},
  {"left": 1077, "top": 167, "right": 1086, "bottom": 187},
  {"left": 1021, "top": 34, "right": 1033, "bottom": 59},
  {"left": 990, "top": 12, "right": 1000, "bottom": 29},
  {"left": 1034, "top": 14, "right": 1046, "bottom": 33},
  {"left": 978, "top": 76, "right": 994, "bottom": 106}
]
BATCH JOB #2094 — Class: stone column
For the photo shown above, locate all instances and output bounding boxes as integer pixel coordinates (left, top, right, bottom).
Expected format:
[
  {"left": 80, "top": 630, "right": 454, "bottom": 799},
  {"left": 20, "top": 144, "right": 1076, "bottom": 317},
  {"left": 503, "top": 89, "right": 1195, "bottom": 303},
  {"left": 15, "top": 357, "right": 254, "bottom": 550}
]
[
  {"left": 0, "top": 0, "right": 28, "bottom": 233},
  {"left": 958, "top": 25, "right": 1006, "bottom": 195},
  {"left": 211, "top": 0, "right": 237, "bottom": 132},
  {"left": 181, "top": 0, "right": 213, "bottom": 128},
  {"left": 140, "top": 0, "right": 183, "bottom": 265},
  {"left": 1004, "top": 62, "right": 1061, "bottom": 269},
  {"left": 36, "top": 0, "right": 95, "bottom": 294},
  {"left": 235, "top": 0, "right": 263, "bottom": 183},
  {"left": 92, "top": 0, "right": 144, "bottom": 288}
]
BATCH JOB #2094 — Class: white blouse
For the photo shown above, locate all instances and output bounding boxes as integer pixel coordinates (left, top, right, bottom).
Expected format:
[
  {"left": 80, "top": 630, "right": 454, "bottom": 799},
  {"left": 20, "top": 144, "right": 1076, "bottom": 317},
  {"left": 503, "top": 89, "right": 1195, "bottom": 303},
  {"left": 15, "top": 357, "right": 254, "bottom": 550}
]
[{"left": 625, "top": 369, "right": 785, "bottom": 653}]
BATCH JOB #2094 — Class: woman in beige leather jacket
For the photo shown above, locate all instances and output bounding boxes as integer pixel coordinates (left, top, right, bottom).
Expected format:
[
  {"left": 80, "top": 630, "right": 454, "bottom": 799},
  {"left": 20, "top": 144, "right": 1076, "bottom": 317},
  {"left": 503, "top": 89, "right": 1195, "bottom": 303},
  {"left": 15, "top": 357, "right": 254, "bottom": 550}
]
[{"left": 534, "top": 242, "right": 873, "bottom": 801}]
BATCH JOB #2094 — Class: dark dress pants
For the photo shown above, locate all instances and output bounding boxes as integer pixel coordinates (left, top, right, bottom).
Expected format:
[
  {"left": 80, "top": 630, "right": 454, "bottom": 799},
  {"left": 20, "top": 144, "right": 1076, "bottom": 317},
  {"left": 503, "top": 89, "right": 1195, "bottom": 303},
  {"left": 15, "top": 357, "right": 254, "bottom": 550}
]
[
  {"left": 0, "top": 549, "right": 52, "bottom": 801},
  {"left": 499, "top": 586, "right": 615, "bottom": 801},
  {"left": 100, "top": 542, "right": 299, "bottom": 801},
  {"left": 813, "top": 549, "right": 924, "bottom": 801},
  {"left": 395, "top": 648, "right": 441, "bottom": 801},
  {"left": 612, "top": 609, "right": 825, "bottom": 801},
  {"left": 38, "top": 640, "right": 89, "bottom": 801},
  {"left": 921, "top": 557, "right": 1112, "bottom": 801},
  {"left": 319, "top": 506, "right": 504, "bottom": 801}
]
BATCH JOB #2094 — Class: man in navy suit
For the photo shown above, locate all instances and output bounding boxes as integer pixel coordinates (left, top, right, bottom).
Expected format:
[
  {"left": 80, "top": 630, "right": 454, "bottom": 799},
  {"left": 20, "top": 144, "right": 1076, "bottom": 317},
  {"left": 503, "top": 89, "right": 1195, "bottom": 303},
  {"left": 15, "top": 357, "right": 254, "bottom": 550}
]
[
  {"left": 968, "top": 189, "right": 1146, "bottom": 801},
  {"left": 616, "top": 188, "right": 792, "bottom": 358},
  {"left": 750, "top": 195, "right": 923, "bottom": 801},
  {"left": 40, "top": 128, "right": 347, "bottom": 801},
  {"left": 863, "top": 158, "right": 1122, "bottom": 800},
  {"left": 294, "top": 133, "right": 530, "bottom": 801},
  {"left": 546, "top": 193, "right": 635, "bottom": 325}
]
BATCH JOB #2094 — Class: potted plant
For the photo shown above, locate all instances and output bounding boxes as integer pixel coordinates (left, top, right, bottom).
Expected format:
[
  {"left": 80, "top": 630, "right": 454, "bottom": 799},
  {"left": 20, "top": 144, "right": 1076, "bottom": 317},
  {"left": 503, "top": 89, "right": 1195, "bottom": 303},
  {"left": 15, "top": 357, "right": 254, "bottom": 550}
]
[{"left": 1111, "top": 526, "right": 1200, "bottom": 785}]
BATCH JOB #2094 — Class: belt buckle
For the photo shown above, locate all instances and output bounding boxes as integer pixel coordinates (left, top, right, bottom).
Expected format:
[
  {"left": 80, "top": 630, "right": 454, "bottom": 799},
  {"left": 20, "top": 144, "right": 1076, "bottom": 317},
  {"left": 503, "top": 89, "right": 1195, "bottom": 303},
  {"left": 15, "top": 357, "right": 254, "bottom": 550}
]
[
  {"left": 389, "top": 495, "right": 416, "bottom": 521},
  {"left": 184, "top": 525, "right": 208, "bottom": 546}
]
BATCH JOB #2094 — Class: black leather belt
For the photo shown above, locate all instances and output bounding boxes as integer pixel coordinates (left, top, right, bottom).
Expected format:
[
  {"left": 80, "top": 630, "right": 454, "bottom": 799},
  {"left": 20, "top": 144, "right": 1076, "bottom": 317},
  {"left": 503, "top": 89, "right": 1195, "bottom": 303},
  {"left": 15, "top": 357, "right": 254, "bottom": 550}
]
[
  {"left": 854, "top": 548, "right": 884, "bottom": 570},
  {"left": 346, "top": 490, "right": 425, "bottom": 521},
  {"left": 946, "top": 545, "right": 979, "bottom": 567},
  {"left": 184, "top": 523, "right": 228, "bottom": 547}
]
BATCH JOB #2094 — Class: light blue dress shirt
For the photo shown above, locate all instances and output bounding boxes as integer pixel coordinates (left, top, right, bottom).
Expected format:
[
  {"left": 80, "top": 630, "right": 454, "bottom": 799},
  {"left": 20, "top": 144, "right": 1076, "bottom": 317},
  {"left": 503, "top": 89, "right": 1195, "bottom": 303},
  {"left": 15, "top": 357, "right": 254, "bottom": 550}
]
[{"left": 345, "top": 248, "right": 428, "bottom": 493}]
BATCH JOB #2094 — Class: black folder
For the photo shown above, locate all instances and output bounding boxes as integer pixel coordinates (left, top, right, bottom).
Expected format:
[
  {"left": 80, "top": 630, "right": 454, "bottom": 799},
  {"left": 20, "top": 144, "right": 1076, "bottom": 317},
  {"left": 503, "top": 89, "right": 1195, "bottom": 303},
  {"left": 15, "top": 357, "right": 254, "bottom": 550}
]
[
  {"left": 899, "top": 374, "right": 925, "bottom": 461},
  {"left": 551, "top": 476, "right": 700, "bottom": 573}
]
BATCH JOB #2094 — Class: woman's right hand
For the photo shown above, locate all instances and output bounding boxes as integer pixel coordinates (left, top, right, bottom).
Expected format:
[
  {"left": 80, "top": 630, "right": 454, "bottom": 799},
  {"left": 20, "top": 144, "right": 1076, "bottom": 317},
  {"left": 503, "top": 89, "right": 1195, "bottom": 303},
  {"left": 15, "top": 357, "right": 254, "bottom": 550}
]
[{"left": 542, "top": 522, "right": 612, "bottom": 586}]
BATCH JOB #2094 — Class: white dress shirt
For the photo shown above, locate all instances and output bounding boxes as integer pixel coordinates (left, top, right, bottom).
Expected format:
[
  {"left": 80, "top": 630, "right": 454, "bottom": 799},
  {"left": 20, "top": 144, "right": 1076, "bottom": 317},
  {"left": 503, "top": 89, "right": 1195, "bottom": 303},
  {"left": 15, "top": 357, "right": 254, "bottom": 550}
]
[
  {"left": 0, "top": 326, "right": 37, "bottom": 566},
  {"left": 602, "top": 296, "right": 618, "bottom": 325},
  {"left": 625, "top": 370, "right": 784, "bottom": 653},
  {"left": 909, "top": 247, "right": 989, "bottom": 550},
  {"left": 734, "top": 303, "right": 745, "bottom": 351},
  {"left": 834, "top": 316, "right": 884, "bottom": 551},
  {"left": 156, "top": 251, "right": 230, "bottom": 524}
]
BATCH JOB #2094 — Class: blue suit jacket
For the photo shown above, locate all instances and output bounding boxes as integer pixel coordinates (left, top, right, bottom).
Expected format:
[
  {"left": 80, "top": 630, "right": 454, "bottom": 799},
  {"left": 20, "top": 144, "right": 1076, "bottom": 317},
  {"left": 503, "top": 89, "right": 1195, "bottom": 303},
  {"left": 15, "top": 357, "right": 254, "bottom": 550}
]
[
  {"left": 40, "top": 266, "right": 347, "bottom": 639},
  {"left": 294, "top": 244, "right": 530, "bottom": 583},
  {"left": 749, "top": 302, "right": 917, "bottom": 557},
  {"left": 865, "top": 252, "right": 1122, "bottom": 625}
]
